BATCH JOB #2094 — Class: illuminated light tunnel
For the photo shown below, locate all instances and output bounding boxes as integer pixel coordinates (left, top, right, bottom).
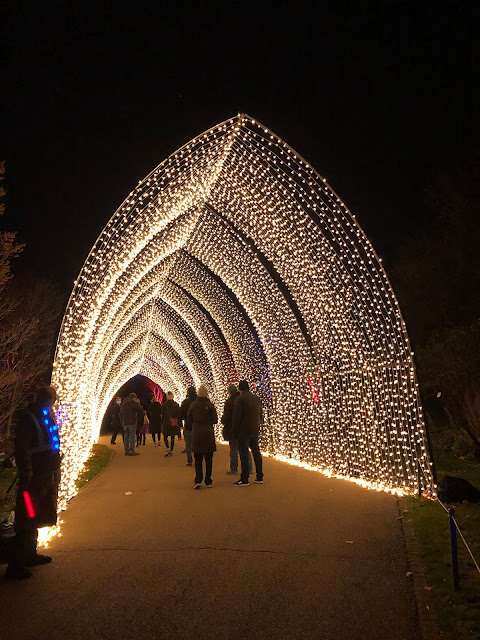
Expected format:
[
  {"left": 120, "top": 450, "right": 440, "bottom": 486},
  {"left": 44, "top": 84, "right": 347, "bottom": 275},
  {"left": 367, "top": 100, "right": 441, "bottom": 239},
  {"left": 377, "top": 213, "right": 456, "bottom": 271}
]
[{"left": 52, "top": 113, "right": 435, "bottom": 516}]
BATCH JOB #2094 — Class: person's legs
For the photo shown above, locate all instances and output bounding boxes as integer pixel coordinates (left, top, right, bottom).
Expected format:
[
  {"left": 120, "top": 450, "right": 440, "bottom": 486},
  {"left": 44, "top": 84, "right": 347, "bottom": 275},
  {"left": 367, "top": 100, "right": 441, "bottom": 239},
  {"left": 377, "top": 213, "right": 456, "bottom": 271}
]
[
  {"left": 249, "top": 434, "right": 263, "bottom": 481},
  {"left": 124, "top": 425, "right": 136, "bottom": 453},
  {"left": 229, "top": 438, "right": 238, "bottom": 472},
  {"left": 129, "top": 425, "right": 137, "bottom": 452},
  {"left": 110, "top": 427, "right": 118, "bottom": 445},
  {"left": 24, "top": 526, "right": 39, "bottom": 562},
  {"left": 142, "top": 433, "right": 146, "bottom": 445},
  {"left": 204, "top": 452, "right": 213, "bottom": 485},
  {"left": 136, "top": 432, "right": 141, "bottom": 447},
  {"left": 7, "top": 497, "right": 37, "bottom": 577},
  {"left": 163, "top": 434, "right": 169, "bottom": 449},
  {"left": 170, "top": 434, "right": 176, "bottom": 452},
  {"left": 248, "top": 450, "right": 253, "bottom": 474},
  {"left": 238, "top": 436, "right": 251, "bottom": 483},
  {"left": 194, "top": 453, "right": 204, "bottom": 484},
  {"left": 184, "top": 430, "right": 193, "bottom": 463}
]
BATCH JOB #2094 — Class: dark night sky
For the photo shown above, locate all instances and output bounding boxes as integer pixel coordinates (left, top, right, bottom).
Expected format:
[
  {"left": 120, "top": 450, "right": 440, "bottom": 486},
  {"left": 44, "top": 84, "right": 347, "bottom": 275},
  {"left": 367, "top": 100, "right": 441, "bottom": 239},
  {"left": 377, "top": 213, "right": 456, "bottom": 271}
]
[{"left": 2, "top": 1, "right": 479, "bottom": 296}]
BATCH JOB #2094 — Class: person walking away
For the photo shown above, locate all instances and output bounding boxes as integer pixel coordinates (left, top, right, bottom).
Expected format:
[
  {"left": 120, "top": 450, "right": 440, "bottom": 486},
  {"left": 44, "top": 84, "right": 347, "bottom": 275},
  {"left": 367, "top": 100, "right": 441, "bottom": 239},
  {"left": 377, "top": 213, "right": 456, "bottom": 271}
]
[
  {"left": 179, "top": 386, "right": 197, "bottom": 466},
  {"left": 120, "top": 393, "right": 144, "bottom": 456},
  {"left": 187, "top": 385, "right": 218, "bottom": 489},
  {"left": 6, "top": 386, "right": 61, "bottom": 580},
  {"left": 110, "top": 396, "right": 123, "bottom": 445},
  {"left": 162, "top": 391, "right": 180, "bottom": 457},
  {"left": 147, "top": 399, "right": 162, "bottom": 446},
  {"left": 135, "top": 397, "right": 146, "bottom": 446},
  {"left": 221, "top": 384, "right": 253, "bottom": 475},
  {"left": 231, "top": 380, "right": 264, "bottom": 486}
]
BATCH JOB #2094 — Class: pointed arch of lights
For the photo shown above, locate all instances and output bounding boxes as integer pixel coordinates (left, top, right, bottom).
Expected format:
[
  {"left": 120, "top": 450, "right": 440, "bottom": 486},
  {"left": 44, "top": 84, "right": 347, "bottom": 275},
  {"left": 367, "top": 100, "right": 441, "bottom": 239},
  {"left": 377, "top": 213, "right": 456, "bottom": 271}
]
[{"left": 52, "top": 113, "right": 435, "bottom": 513}]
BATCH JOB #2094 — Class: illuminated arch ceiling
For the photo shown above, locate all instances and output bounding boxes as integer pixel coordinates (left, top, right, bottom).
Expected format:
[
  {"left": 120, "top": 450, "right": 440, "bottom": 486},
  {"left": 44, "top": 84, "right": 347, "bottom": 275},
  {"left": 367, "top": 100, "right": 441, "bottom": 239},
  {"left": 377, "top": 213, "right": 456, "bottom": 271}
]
[{"left": 53, "top": 114, "right": 435, "bottom": 503}]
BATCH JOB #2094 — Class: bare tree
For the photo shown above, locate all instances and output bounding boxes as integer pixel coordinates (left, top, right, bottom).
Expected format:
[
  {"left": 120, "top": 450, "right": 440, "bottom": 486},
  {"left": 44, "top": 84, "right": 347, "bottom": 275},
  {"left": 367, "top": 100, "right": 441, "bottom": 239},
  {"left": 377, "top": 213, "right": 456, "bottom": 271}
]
[
  {"left": 0, "top": 162, "right": 23, "bottom": 291},
  {"left": 0, "top": 278, "right": 63, "bottom": 442}
]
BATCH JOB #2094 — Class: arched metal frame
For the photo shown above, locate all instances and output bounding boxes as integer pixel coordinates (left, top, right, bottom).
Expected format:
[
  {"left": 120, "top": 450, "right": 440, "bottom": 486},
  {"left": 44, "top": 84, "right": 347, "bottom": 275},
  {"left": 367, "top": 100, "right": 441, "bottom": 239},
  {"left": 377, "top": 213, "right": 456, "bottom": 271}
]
[{"left": 52, "top": 114, "right": 435, "bottom": 513}]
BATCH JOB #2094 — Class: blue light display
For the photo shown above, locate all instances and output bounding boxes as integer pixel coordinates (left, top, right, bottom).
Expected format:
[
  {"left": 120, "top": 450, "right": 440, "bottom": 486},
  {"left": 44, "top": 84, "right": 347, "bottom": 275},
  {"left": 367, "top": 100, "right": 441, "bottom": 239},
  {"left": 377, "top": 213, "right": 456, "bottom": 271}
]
[{"left": 42, "top": 410, "right": 60, "bottom": 451}]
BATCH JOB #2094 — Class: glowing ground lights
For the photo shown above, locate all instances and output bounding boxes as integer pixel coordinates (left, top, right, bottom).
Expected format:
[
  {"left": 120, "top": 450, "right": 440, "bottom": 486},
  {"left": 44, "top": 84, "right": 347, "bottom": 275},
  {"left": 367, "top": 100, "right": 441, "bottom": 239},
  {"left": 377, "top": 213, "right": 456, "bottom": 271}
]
[{"left": 51, "top": 114, "right": 435, "bottom": 515}]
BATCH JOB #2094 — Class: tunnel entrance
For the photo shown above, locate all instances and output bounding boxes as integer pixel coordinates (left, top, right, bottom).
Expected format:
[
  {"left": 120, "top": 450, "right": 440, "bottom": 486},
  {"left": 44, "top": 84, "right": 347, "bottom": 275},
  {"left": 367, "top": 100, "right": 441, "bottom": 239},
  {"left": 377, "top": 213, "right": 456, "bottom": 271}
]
[{"left": 52, "top": 114, "right": 435, "bottom": 505}]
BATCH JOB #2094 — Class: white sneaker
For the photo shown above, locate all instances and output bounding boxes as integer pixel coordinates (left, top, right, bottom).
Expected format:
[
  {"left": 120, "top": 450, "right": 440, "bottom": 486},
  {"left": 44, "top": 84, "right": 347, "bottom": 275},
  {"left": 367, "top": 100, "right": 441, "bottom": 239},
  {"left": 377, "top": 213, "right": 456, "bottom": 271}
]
[{"left": 194, "top": 483, "right": 202, "bottom": 490}]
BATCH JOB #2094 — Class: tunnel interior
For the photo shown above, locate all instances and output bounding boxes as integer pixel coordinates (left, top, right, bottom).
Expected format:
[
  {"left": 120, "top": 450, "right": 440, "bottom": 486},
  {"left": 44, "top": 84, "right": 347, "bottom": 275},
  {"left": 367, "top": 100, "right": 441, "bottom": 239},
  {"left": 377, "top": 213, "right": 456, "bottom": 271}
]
[{"left": 52, "top": 114, "right": 435, "bottom": 505}]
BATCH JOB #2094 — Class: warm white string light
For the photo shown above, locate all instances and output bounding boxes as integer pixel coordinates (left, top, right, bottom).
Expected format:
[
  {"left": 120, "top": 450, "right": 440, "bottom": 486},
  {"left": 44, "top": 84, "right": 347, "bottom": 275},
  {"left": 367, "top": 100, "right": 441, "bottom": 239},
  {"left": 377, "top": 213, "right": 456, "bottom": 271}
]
[{"left": 50, "top": 114, "right": 434, "bottom": 540}]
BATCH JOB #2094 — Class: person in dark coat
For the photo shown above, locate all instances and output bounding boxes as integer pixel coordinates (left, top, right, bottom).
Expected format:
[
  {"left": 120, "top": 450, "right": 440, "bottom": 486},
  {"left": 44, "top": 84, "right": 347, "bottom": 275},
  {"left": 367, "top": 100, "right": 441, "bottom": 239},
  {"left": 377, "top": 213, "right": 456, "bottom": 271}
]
[
  {"left": 147, "top": 399, "right": 163, "bottom": 446},
  {"left": 120, "top": 393, "right": 144, "bottom": 456},
  {"left": 110, "top": 396, "right": 123, "bottom": 445},
  {"left": 231, "top": 380, "right": 264, "bottom": 486},
  {"left": 6, "top": 386, "right": 61, "bottom": 580},
  {"left": 221, "top": 384, "right": 253, "bottom": 475},
  {"left": 187, "top": 385, "right": 218, "bottom": 489},
  {"left": 136, "top": 398, "right": 147, "bottom": 446},
  {"left": 179, "top": 386, "right": 197, "bottom": 466},
  {"left": 162, "top": 391, "right": 180, "bottom": 457}
]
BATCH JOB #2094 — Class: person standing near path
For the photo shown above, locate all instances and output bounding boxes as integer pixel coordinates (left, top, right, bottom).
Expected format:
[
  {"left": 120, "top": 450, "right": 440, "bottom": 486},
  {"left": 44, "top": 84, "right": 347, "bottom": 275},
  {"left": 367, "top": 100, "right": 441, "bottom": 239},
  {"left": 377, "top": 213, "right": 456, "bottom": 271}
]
[
  {"left": 187, "top": 385, "right": 218, "bottom": 489},
  {"left": 179, "top": 386, "right": 196, "bottom": 466},
  {"left": 110, "top": 396, "right": 123, "bottom": 445},
  {"left": 221, "top": 384, "right": 253, "bottom": 475},
  {"left": 6, "top": 386, "right": 61, "bottom": 580},
  {"left": 162, "top": 391, "right": 180, "bottom": 457},
  {"left": 231, "top": 380, "right": 264, "bottom": 486},
  {"left": 147, "top": 399, "right": 162, "bottom": 446},
  {"left": 120, "top": 393, "right": 144, "bottom": 456}
]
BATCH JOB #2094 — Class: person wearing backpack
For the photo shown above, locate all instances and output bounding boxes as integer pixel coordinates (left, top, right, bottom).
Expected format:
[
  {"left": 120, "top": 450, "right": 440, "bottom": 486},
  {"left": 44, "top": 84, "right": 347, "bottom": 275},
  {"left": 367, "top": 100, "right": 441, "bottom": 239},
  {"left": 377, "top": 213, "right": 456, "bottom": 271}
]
[
  {"left": 187, "top": 385, "right": 218, "bottom": 489},
  {"left": 162, "top": 392, "right": 180, "bottom": 457}
]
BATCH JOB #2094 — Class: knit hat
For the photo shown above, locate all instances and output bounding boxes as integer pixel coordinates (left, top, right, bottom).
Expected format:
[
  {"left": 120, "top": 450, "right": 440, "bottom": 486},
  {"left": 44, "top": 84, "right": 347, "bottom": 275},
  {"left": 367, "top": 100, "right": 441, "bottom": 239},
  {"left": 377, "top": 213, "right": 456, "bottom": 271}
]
[
  {"left": 227, "top": 384, "right": 238, "bottom": 394},
  {"left": 197, "top": 385, "right": 209, "bottom": 398}
]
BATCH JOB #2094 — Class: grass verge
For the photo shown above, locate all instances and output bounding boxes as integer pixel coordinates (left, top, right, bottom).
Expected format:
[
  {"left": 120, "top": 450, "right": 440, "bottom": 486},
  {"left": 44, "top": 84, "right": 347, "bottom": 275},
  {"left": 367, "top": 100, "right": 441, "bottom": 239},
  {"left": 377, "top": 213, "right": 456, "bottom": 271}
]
[
  {"left": 75, "top": 444, "right": 112, "bottom": 490},
  {"left": 406, "top": 449, "right": 480, "bottom": 640},
  {"left": 0, "top": 467, "right": 17, "bottom": 523}
]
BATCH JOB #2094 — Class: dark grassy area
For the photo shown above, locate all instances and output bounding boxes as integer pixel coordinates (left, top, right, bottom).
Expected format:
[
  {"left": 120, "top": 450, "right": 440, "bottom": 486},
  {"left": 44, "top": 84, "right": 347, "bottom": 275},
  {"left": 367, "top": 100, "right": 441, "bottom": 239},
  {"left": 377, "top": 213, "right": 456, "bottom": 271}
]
[
  {"left": 406, "top": 446, "right": 480, "bottom": 640},
  {"left": 75, "top": 444, "right": 112, "bottom": 490},
  {"left": 0, "top": 467, "right": 17, "bottom": 523}
]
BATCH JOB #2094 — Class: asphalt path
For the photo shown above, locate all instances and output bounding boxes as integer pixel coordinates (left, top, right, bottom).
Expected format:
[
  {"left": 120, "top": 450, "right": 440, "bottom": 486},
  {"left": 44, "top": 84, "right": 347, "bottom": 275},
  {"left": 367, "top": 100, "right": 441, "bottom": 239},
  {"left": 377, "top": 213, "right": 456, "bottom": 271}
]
[{"left": 1, "top": 436, "right": 420, "bottom": 640}]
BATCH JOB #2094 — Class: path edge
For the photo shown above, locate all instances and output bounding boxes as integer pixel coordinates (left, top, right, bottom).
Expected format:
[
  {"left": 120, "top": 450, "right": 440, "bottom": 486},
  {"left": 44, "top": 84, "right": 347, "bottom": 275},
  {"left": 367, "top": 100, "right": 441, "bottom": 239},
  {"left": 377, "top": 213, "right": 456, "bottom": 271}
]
[
  {"left": 398, "top": 497, "right": 442, "bottom": 640},
  {"left": 74, "top": 442, "right": 115, "bottom": 497}
]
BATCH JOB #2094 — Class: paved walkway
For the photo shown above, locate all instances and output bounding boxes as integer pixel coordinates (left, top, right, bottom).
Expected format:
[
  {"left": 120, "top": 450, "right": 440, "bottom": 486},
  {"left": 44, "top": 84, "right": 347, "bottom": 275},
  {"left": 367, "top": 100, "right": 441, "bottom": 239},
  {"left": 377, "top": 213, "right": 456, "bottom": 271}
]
[{"left": 1, "top": 436, "right": 420, "bottom": 640}]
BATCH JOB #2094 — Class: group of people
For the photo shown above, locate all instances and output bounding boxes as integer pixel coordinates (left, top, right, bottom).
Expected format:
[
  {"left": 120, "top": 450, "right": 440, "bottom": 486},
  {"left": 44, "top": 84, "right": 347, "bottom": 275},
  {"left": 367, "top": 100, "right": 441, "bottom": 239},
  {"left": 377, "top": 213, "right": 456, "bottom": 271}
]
[
  {"left": 111, "top": 381, "right": 264, "bottom": 490},
  {"left": 3, "top": 379, "right": 264, "bottom": 580},
  {"left": 110, "top": 391, "right": 180, "bottom": 456}
]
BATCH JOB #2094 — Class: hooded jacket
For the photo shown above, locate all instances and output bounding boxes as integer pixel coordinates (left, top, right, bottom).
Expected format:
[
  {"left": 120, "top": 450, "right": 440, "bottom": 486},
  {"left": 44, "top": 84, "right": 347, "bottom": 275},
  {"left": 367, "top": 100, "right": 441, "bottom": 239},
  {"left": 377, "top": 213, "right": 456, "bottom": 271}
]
[
  {"left": 120, "top": 397, "right": 144, "bottom": 427},
  {"left": 231, "top": 390, "right": 263, "bottom": 439}
]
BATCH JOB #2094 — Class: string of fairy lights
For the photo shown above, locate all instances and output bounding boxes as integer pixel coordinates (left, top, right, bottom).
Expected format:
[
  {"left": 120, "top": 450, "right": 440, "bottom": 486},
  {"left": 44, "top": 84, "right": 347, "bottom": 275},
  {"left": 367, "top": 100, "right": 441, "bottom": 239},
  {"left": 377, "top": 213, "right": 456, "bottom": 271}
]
[{"left": 50, "top": 114, "right": 434, "bottom": 539}]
